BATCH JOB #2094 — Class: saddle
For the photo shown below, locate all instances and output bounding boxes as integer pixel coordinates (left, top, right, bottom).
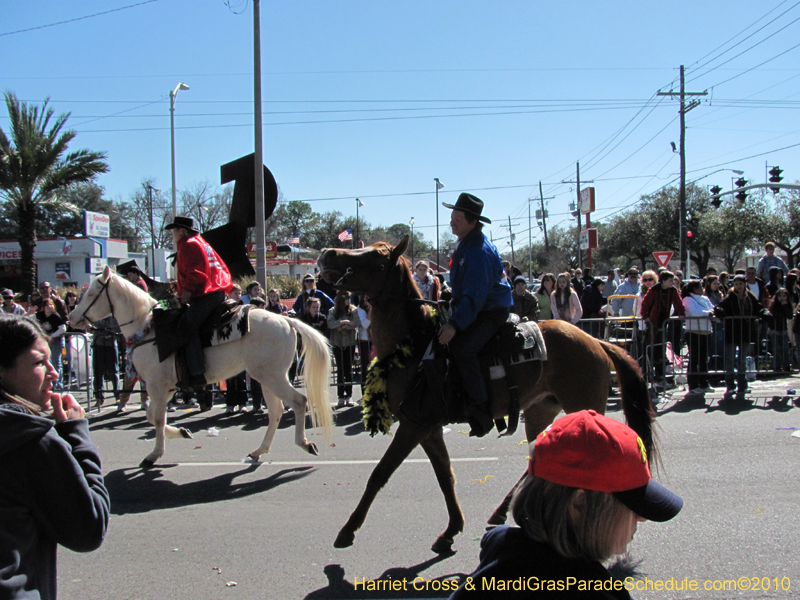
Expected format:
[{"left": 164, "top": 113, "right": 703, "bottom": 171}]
[
  {"left": 152, "top": 300, "right": 252, "bottom": 363},
  {"left": 400, "top": 314, "right": 547, "bottom": 436}
]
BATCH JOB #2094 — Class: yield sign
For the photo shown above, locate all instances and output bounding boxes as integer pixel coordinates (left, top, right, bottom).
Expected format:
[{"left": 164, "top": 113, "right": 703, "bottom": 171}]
[{"left": 653, "top": 251, "right": 673, "bottom": 268}]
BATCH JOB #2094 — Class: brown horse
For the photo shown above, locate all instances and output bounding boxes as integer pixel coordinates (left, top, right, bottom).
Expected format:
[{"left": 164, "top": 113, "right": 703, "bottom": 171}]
[{"left": 318, "top": 236, "right": 656, "bottom": 553}]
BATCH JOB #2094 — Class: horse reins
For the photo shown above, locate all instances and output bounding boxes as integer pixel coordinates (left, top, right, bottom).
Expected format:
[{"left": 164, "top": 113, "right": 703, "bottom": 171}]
[{"left": 75, "top": 276, "right": 143, "bottom": 329}]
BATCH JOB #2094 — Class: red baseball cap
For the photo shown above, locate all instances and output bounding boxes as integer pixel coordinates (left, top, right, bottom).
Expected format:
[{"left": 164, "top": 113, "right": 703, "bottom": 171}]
[{"left": 529, "top": 410, "right": 683, "bottom": 522}]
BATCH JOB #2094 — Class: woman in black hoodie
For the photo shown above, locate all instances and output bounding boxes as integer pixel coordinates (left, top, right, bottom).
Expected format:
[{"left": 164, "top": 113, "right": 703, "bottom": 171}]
[{"left": 0, "top": 316, "right": 109, "bottom": 600}]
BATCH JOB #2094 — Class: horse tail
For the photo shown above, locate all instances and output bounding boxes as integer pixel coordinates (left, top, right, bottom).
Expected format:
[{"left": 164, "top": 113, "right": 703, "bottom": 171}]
[
  {"left": 599, "top": 340, "right": 659, "bottom": 467},
  {"left": 285, "top": 318, "right": 334, "bottom": 444}
]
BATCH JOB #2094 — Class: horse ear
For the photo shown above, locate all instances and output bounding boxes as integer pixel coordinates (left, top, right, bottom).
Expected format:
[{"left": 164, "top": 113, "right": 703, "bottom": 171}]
[
  {"left": 390, "top": 236, "right": 410, "bottom": 264},
  {"left": 101, "top": 265, "right": 112, "bottom": 282}
]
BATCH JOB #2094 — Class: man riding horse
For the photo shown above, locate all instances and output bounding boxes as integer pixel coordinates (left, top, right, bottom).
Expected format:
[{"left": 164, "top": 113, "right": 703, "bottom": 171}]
[
  {"left": 438, "top": 193, "right": 512, "bottom": 437},
  {"left": 166, "top": 215, "right": 233, "bottom": 388}
]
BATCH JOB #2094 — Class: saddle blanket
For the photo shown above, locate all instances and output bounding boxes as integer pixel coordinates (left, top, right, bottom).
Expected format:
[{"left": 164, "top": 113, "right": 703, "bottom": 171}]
[
  {"left": 486, "top": 320, "right": 547, "bottom": 380},
  {"left": 153, "top": 303, "right": 252, "bottom": 363}
]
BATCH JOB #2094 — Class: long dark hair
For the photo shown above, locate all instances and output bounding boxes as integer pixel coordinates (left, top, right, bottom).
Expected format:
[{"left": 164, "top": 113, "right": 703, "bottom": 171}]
[
  {"left": 0, "top": 316, "right": 47, "bottom": 369},
  {"left": 0, "top": 316, "right": 47, "bottom": 414},
  {"left": 537, "top": 273, "right": 556, "bottom": 297},
  {"left": 332, "top": 293, "right": 352, "bottom": 320},
  {"left": 681, "top": 280, "right": 702, "bottom": 298},
  {"left": 554, "top": 272, "right": 572, "bottom": 308}
]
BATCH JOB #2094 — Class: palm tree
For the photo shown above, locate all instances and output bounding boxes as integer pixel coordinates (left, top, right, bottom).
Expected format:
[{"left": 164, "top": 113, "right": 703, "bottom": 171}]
[{"left": 0, "top": 91, "right": 109, "bottom": 297}]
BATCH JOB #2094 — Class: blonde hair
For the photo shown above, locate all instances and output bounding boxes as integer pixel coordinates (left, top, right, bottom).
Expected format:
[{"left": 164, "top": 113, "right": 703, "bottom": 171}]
[{"left": 511, "top": 475, "right": 633, "bottom": 562}]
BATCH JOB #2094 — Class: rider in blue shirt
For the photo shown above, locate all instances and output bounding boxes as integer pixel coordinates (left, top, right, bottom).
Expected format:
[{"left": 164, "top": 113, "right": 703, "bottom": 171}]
[{"left": 438, "top": 193, "right": 512, "bottom": 437}]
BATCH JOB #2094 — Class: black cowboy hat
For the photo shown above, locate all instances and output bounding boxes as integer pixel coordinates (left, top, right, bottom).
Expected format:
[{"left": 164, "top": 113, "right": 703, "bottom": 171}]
[
  {"left": 442, "top": 193, "right": 492, "bottom": 224},
  {"left": 164, "top": 215, "right": 199, "bottom": 235}
]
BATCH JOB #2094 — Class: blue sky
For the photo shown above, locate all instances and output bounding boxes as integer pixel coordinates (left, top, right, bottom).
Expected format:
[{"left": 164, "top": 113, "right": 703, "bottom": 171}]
[{"left": 3, "top": 0, "right": 799, "bottom": 252}]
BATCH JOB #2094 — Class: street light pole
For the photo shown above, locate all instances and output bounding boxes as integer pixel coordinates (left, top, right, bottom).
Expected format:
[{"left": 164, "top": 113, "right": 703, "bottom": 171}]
[
  {"left": 434, "top": 178, "right": 443, "bottom": 271},
  {"left": 526, "top": 199, "right": 531, "bottom": 281},
  {"left": 169, "top": 82, "right": 189, "bottom": 219},
  {"left": 355, "top": 198, "right": 364, "bottom": 248}
]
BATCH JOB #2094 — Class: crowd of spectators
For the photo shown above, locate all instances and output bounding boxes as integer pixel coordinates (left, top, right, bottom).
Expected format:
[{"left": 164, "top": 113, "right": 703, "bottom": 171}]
[{"left": 1, "top": 239, "right": 797, "bottom": 411}]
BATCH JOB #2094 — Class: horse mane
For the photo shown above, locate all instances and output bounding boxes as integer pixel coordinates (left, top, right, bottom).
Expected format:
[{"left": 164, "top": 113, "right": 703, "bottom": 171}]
[
  {"left": 393, "top": 254, "right": 436, "bottom": 354},
  {"left": 110, "top": 272, "right": 158, "bottom": 316}
]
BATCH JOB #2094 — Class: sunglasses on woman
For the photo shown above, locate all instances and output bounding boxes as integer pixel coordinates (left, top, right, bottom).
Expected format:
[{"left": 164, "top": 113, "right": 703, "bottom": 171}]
[{"left": 642, "top": 278, "right": 655, "bottom": 282}]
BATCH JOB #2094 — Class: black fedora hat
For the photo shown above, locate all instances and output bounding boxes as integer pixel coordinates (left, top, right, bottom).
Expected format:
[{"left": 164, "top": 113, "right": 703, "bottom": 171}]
[
  {"left": 164, "top": 215, "right": 199, "bottom": 235},
  {"left": 442, "top": 193, "right": 491, "bottom": 224}
]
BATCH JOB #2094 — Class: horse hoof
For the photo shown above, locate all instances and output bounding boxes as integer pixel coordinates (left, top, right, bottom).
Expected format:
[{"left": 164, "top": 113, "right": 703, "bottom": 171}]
[
  {"left": 246, "top": 453, "right": 260, "bottom": 463},
  {"left": 140, "top": 458, "right": 156, "bottom": 469},
  {"left": 179, "top": 428, "right": 193, "bottom": 439},
  {"left": 486, "top": 512, "right": 507, "bottom": 526},
  {"left": 431, "top": 536, "right": 455, "bottom": 555},
  {"left": 306, "top": 442, "right": 319, "bottom": 456},
  {"left": 333, "top": 530, "right": 355, "bottom": 549}
]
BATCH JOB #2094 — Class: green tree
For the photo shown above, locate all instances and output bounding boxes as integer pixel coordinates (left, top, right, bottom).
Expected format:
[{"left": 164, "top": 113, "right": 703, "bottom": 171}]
[
  {"left": 757, "top": 189, "right": 800, "bottom": 268},
  {"left": 0, "top": 92, "right": 108, "bottom": 296}
]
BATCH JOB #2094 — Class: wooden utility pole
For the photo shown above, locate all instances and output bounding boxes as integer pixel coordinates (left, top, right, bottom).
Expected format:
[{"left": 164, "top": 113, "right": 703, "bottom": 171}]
[
  {"left": 561, "top": 162, "right": 593, "bottom": 271},
  {"left": 507, "top": 215, "right": 515, "bottom": 265},
  {"left": 657, "top": 65, "right": 707, "bottom": 275},
  {"left": 539, "top": 181, "right": 551, "bottom": 252}
]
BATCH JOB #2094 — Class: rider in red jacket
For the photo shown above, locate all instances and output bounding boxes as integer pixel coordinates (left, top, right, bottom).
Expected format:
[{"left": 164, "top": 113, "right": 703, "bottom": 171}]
[{"left": 166, "top": 216, "right": 233, "bottom": 387}]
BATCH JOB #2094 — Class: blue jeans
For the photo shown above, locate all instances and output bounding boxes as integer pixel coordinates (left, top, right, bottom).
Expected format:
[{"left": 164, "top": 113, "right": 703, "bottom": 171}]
[
  {"left": 724, "top": 342, "right": 751, "bottom": 391},
  {"left": 49, "top": 338, "right": 64, "bottom": 390},
  {"left": 450, "top": 308, "right": 510, "bottom": 406}
]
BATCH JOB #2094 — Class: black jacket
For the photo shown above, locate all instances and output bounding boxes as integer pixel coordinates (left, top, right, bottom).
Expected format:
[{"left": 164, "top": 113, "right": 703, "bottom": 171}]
[
  {"left": 449, "top": 526, "right": 632, "bottom": 600},
  {"left": 713, "top": 289, "right": 770, "bottom": 345},
  {"left": 0, "top": 402, "right": 110, "bottom": 600}
]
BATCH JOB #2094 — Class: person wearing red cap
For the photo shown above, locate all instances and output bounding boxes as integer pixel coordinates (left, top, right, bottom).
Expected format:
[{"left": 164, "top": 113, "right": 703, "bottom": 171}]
[{"left": 449, "top": 410, "right": 682, "bottom": 599}]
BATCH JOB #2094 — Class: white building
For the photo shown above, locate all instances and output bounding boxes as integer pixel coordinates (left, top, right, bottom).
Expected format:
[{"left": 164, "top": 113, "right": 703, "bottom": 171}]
[{"left": 0, "top": 236, "right": 137, "bottom": 292}]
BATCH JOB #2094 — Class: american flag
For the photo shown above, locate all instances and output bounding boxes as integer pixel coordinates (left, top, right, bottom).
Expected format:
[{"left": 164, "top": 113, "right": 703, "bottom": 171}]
[
  {"left": 286, "top": 233, "right": 300, "bottom": 245},
  {"left": 338, "top": 228, "right": 353, "bottom": 242}
]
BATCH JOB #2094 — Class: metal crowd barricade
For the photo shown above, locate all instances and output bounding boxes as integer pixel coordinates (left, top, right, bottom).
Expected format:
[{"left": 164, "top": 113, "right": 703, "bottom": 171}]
[
  {"left": 62, "top": 332, "right": 93, "bottom": 411},
  {"left": 603, "top": 294, "right": 644, "bottom": 365},
  {"left": 648, "top": 315, "right": 776, "bottom": 399}
]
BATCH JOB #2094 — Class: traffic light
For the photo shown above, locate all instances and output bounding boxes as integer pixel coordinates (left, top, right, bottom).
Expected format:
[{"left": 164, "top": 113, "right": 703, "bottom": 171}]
[
  {"left": 686, "top": 230, "right": 694, "bottom": 246},
  {"left": 768, "top": 166, "right": 783, "bottom": 194},
  {"left": 709, "top": 185, "right": 723, "bottom": 208},
  {"left": 735, "top": 177, "right": 748, "bottom": 203}
]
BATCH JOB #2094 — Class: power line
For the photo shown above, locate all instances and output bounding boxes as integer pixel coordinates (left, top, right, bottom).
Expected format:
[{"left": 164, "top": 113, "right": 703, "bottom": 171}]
[
  {"left": 688, "top": 13, "right": 800, "bottom": 83},
  {"left": 0, "top": 0, "right": 161, "bottom": 37},
  {"left": 72, "top": 104, "right": 665, "bottom": 133},
  {"left": 687, "top": 1, "right": 800, "bottom": 78},
  {"left": 706, "top": 38, "right": 800, "bottom": 89}
]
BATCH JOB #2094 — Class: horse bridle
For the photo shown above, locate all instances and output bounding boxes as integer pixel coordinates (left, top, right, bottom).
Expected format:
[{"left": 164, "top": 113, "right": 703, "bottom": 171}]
[
  {"left": 73, "top": 276, "right": 140, "bottom": 329},
  {"left": 334, "top": 259, "right": 395, "bottom": 305}
]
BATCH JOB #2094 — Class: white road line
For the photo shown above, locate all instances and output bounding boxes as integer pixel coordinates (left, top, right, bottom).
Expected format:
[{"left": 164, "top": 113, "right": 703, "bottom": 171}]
[{"left": 173, "top": 457, "right": 499, "bottom": 467}]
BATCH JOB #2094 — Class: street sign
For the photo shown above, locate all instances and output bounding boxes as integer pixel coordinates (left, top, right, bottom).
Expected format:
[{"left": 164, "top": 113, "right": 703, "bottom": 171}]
[
  {"left": 579, "top": 187, "right": 595, "bottom": 214},
  {"left": 579, "top": 228, "right": 598, "bottom": 250},
  {"left": 653, "top": 251, "right": 673, "bottom": 268}
]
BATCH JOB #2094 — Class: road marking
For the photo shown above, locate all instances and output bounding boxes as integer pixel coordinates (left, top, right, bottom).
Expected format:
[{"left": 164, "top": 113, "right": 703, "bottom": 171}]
[{"left": 173, "top": 457, "right": 498, "bottom": 467}]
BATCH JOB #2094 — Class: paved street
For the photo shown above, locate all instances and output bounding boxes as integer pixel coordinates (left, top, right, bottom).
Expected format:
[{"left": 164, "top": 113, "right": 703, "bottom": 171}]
[{"left": 59, "top": 376, "right": 800, "bottom": 600}]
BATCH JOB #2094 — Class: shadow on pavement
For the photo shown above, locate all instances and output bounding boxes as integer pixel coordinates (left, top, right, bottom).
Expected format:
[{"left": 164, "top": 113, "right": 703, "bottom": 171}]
[
  {"left": 659, "top": 392, "right": 798, "bottom": 416},
  {"left": 105, "top": 464, "right": 314, "bottom": 515},
  {"left": 305, "top": 556, "right": 466, "bottom": 599}
]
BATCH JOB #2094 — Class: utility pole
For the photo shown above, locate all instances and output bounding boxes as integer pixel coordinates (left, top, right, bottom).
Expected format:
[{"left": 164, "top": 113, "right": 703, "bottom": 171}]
[
  {"left": 253, "top": 0, "right": 267, "bottom": 287},
  {"left": 561, "top": 163, "right": 593, "bottom": 271},
  {"left": 539, "top": 180, "right": 551, "bottom": 252},
  {"left": 657, "top": 65, "right": 707, "bottom": 275},
  {"left": 527, "top": 182, "right": 554, "bottom": 281},
  {"left": 507, "top": 215, "right": 516, "bottom": 266}
]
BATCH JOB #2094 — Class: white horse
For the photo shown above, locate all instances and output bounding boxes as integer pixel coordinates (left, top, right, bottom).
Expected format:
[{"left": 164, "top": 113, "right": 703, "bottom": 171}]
[{"left": 69, "top": 266, "right": 334, "bottom": 467}]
